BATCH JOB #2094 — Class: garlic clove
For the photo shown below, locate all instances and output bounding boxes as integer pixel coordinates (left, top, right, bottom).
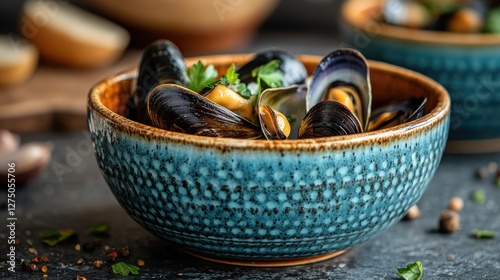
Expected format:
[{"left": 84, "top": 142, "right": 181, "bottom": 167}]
[
  {"left": 0, "top": 130, "right": 20, "bottom": 155},
  {"left": 1, "top": 142, "right": 52, "bottom": 185}
]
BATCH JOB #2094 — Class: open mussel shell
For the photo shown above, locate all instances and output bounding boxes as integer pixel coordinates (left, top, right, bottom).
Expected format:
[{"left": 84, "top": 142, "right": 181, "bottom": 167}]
[
  {"left": 258, "top": 84, "right": 307, "bottom": 140},
  {"left": 368, "top": 97, "right": 427, "bottom": 131},
  {"left": 147, "top": 84, "right": 263, "bottom": 139},
  {"left": 126, "top": 40, "right": 189, "bottom": 124},
  {"left": 298, "top": 101, "right": 363, "bottom": 139},
  {"left": 307, "top": 48, "right": 372, "bottom": 132},
  {"left": 237, "top": 49, "right": 307, "bottom": 87}
]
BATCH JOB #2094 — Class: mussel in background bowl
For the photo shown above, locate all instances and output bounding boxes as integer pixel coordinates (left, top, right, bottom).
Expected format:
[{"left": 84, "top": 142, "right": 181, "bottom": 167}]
[
  {"left": 342, "top": 0, "right": 500, "bottom": 153},
  {"left": 87, "top": 51, "right": 450, "bottom": 266}
]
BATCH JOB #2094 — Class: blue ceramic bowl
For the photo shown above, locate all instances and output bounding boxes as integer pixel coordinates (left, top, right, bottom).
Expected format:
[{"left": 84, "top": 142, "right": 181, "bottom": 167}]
[
  {"left": 87, "top": 54, "right": 450, "bottom": 266},
  {"left": 342, "top": 0, "right": 500, "bottom": 153}
]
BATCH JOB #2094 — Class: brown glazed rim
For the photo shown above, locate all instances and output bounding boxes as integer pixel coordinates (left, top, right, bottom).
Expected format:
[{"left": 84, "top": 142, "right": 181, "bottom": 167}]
[
  {"left": 342, "top": 0, "right": 500, "bottom": 46},
  {"left": 87, "top": 54, "right": 450, "bottom": 151}
]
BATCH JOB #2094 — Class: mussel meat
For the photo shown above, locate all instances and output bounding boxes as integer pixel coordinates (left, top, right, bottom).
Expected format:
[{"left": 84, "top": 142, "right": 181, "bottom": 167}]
[
  {"left": 147, "top": 84, "right": 263, "bottom": 139},
  {"left": 126, "top": 40, "right": 189, "bottom": 124},
  {"left": 202, "top": 84, "right": 255, "bottom": 122},
  {"left": 257, "top": 85, "right": 307, "bottom": 140}
]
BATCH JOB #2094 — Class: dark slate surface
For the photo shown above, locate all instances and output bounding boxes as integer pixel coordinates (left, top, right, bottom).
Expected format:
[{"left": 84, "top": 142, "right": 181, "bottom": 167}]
[{"left": 1, "top": 127, "right": 500, "bottom": 279}]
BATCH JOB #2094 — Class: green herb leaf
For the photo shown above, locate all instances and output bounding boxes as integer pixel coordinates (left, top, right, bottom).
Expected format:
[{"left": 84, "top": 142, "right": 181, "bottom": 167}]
[
  {"left": 236, "top": 83, "right": 252, "bottom": 99},
  {"left": 111, "top": 262, "right": 140, "bottom": 276},
  {"left": 474, "top": 230, "right": 496, "bottom": 239},
  {"left": 88, "top": 223, "right": 110, "bottom": 236},
  {"left": 40, "top": 229, "right": 76, "bottom": 246},
  {"left": 250, "top": 59, "right": 284, "bottom": 105},
  {"left": 224, "top": 64, "right": 239, "bottom": 85},
  {"left": 397, "top": 261, "right": 423, "bottom": 280},
  {"left": 496, "top": 177, "right": 500, "bottom": 189},
  {"left": 420, "top": 2, "right": 460, "bottom": 15},
  {"left": 472, "top": 189, "right": 485, "bottom": 204},
  {"left": 484, "top": 7, "right": 500, "bottom": 34},
  {"left": 187, "top": 60, "right": 218, "bottom": 93},
  {"left": 251, "top": 59, "right": 284, "bottom": 88}
]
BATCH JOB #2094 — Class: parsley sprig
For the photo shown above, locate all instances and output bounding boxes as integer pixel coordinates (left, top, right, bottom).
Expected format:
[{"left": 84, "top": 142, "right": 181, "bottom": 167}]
[
  {"left": 40, "top": 229, "right": 77, "bottom": 246},
  {"left": 112, "top": 262, "right": 140, "bottom": 276},
  {"left": 397, "top": 261, "right": 423, "bottom": 280},
  {"left": 220, "top": 64, "right": 252, "bottom": 99},
  {"left": 187, "top": 60, "right": 218, "bottom": 93},
  {"left": 186, "top": 60, "right": 284, "bottom": 101},
  {"left": 251, "top": 59, "right": 284, "bottom": 104}
]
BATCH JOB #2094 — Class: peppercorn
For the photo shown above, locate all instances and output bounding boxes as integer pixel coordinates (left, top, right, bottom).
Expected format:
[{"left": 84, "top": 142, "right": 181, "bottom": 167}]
[
  {"left": 119, "top": 246, "right": 130, "bottom": 257},
  {"left": 449, "top": 197, "right": 464, "bottom": 212},
  {"left": 439, "top": 210, "right": 460, "bottom": 233},
  {"left": 475, "top": 166, "right": 488, "bottom": 180},
  {"left": 82, "top": 242, "right": 97, "bottom": 252},
  {"left": 22, "top": 261, "right": 38, "bottom": 272},
  {"left": 93, "top": 260, "right": 103, "bottom": 269},
  {"left": 404, "top": 205, "right": 421, "bottom": 220}
]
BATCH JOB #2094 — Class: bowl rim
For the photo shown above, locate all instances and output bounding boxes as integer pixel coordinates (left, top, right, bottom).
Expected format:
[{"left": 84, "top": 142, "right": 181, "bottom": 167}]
[
  {"left": 342, "top": 0, "right": 500, "bottom": 46},
  {"left": 88, "top": 54, "right": 450, "bottom": 151}
]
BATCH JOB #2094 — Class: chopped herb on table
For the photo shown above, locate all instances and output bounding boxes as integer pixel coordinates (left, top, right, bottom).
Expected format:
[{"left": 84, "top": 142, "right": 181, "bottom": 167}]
[
  {"left": 397, "top": 261, "right": 423, "bottom": 280},
  {"left": 472, "top": 189, "right": 485, "bottom": 204},
  {"left": 40, "top": 229, "right": 76, "bottom": 246},
  {"left": 474, "top": 230, "right": 496, "bottom": 239},
  {"left": 111, "top": 262, "right": 140, "bottom": 276},
  {"left": 88, "top": 222, "right": 110, "bottom": 236}
]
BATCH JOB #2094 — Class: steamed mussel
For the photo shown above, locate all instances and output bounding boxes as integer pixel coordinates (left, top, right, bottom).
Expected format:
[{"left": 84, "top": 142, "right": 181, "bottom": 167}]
[
  {"left": 125, "top": 40, "right": 427, "bottom": 140},
  {"left": 383, "top": 0, "right": 500, "bottom": 33}
]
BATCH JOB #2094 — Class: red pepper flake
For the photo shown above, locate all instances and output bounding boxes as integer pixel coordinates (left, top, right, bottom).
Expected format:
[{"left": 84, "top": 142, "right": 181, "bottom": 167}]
[{"left": 106, "top": 249, "right": 119, "bottom": 263}]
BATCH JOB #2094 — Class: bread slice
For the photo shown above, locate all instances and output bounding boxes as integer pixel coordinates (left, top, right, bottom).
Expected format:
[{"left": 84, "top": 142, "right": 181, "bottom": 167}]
[
  {"left": 0, "top": 35, "right": 38, "bottom": 87},
  {"left": 21, "top": 0, "right": 130, "bottom": 68}
]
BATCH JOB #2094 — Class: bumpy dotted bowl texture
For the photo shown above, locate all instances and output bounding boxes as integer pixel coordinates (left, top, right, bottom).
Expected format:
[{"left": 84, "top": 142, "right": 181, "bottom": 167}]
[
  {"left": 88, "top": 54, "right": 450, "bottom": 262},
  {"left": 342, "top": 0, "right": 500, "bottom": 153}
]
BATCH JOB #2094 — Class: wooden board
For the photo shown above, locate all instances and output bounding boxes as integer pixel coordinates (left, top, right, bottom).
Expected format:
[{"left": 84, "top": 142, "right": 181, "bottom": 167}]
[{"left": 0, "top": 50, "right": 141, "bottom": 134}]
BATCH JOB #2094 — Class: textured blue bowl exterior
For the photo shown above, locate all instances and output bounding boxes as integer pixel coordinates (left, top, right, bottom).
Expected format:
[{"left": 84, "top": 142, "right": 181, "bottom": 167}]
[
  {"left": 350, "top": 37, "right": 500, "bottom": 142},
  {"left": 88, "top": 107, "right": 449, "bottom": 259}
]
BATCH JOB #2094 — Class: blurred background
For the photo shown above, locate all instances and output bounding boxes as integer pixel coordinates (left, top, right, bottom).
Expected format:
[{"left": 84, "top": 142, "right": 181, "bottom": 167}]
[{"left": 0, "top": 0, "right": 345, "bottom": 134}]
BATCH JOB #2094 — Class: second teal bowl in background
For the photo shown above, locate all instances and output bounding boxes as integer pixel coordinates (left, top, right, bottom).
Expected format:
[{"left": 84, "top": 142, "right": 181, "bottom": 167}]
[{"left": 342, "top": 0, "right": 500, "bottom": 153}]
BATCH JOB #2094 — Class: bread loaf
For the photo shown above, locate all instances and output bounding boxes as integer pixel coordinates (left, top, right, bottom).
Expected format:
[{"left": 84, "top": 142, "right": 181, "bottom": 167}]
[
  {"left": 21, "top": 0, "right": 130, "bottom": 68},
  {"left": 0, "top": 35, "right": 38, "bottom": 87}
]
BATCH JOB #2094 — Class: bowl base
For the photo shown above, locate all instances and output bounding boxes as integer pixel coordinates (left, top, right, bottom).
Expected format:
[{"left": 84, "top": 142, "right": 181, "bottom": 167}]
[{"left": 183, "top": 249, "right": 348, "bottom": 267}]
